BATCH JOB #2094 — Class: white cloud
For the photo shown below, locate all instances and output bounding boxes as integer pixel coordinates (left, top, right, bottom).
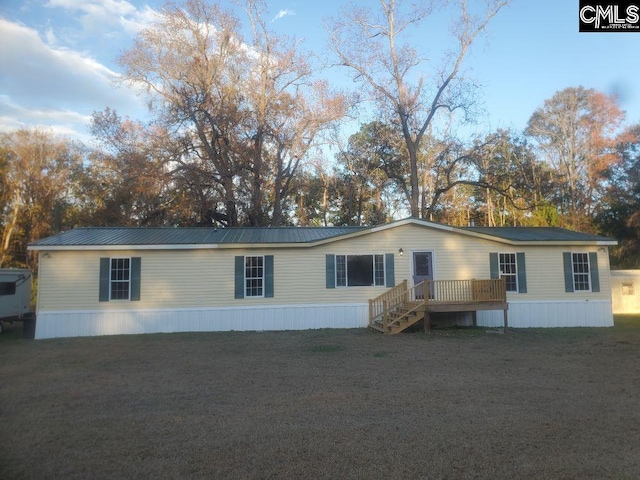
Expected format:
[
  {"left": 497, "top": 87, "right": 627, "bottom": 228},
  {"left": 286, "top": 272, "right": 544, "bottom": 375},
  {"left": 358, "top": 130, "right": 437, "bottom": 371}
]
[
  {"left": 0, "top": 18, "right": 148, "bottom": 140},
  {"left": 272, "top": 9, "right": 295, "bottom": 22},
  {"left": 0, "top": 95, "right": 91, "bottom": 140},
  {"left": 45, "top": 0, "right": 159, "bottom": 36},
  {"left": 119, "top": 5, "right": 160, "bottom": 35},
  {"left": 0, "top": 18, "right": 118, "bottom": 104},
  {"left": 44, "top": 25, "right": 57, "bottom": 44},
  {"left": 46, "top": 0, "right": 134, "bottom": 24}
]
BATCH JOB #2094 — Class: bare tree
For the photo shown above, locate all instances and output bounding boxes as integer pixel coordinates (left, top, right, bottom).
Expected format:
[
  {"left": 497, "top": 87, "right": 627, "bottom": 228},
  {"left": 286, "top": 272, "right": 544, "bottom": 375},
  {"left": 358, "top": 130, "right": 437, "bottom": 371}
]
[
  {"left": 240, "top": 0, "right": 348, "bottom": 226},
  {"left": 328, "top": 0, "right": 508, "bottom": 218},
  {"left": 525, "top": 86, "right": 625, "bottom": 230},
  {"left": 118, "top": 0, "right": 346, "bottom": 226},
  {"left": 119, "top": 0, "right": 251, "bottom": 225}
]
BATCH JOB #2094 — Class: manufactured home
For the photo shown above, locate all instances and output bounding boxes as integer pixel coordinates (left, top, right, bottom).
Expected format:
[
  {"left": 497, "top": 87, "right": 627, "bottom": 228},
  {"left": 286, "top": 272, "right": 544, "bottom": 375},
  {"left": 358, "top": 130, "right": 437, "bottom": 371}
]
[{"left": 28, "top": 218, "right": 616, "bottom": 339}]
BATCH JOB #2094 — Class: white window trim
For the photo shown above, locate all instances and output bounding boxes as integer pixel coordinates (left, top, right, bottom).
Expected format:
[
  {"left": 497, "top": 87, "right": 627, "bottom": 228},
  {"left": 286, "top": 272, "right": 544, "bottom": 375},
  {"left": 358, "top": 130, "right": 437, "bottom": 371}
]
[
  {"left": 244, "top": 255, "right": 265, "bottom": 298},
  {"left": 109, "top": 257, "right": 132, "bottom": 301},
  {"left": 498, "top": 252, "right": 519, "bottom": 293},
  {"left": 571, "top": 252, "right": 592, "bottom": 292},
  {"left": 334, "top": 254, "right": 386, "bottom": 288}
]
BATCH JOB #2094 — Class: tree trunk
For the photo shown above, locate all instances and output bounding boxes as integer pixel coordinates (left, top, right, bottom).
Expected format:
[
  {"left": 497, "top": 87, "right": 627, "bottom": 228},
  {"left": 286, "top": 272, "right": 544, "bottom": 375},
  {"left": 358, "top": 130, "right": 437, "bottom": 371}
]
[
  {"left": 1, "top": 194, "right": 21, "bottom": 266},
  {"left": 222, "top": 175, "right": 238, "bottom": 227},
  {"left": 322, "top": 175, "right": 329, "bottom": 227},
  {"left": 271, "top": 155, "right": 284, "bottom": 227},
  {"left": 408, "top": 142, "right": 420, "bottom": 218},
  {"left": 486, "top": 188, "right": 495, "bottom": 226},
  {"left": 249, "top": 133, "right": 265, "bottom": 226}
]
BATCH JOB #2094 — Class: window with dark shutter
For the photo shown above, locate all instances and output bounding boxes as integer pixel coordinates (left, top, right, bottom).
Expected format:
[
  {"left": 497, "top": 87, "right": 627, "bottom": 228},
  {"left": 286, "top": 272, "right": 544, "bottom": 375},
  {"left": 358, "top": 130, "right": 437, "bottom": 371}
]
[
  {"left": 490, "top": 252, "right": 527, "bottom": 293},
  {"left": 563, "top": 252, "right": 600, "bottom": 293},
  {"left": 236, "top": 255, "right": 274, "bottom": 298},
  {"left": 99, "top": 257, "right": 141, "bottom": 302}
]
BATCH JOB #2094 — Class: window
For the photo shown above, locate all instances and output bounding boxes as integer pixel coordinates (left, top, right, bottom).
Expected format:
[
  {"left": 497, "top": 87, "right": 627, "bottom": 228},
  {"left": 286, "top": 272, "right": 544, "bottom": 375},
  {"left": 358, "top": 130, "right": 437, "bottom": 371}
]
[
  {"left": 110, "top": 258, "right": 131, "bottom": 300},
  {"left": 234, "top": 255, "right": 273, "bottom": 299},
  {"left": 0, "top": 281, "right": 16, "bottom": 296},
  {"left": 572, "top": 253, "right": 591, "bottom": 291},
  {"left": 335, "top": 254, "right": 385, "bottom": 287},
  {"left": 99, "top": 257, "right": 141, "bottom": 302},
  {"left": 336, "top": 255, "right": 346, "bottom": 287},
  {"left": 489, "top": 252, "right": 527, "bottom": 294},
  {"left": 622, "top": 282, "right": 634, "bottom": 296},
  {"left": 245, "top": 256, "right": 264, "bottom": 297},
  {"left": 563, "top": 252, "right": 599, "bottom": 293},
  {"left": 374, "top": 254, "right": 385, "bottom": 286},
  {"left": 499, "top": 253, "right": 518, "bottom": 292}
]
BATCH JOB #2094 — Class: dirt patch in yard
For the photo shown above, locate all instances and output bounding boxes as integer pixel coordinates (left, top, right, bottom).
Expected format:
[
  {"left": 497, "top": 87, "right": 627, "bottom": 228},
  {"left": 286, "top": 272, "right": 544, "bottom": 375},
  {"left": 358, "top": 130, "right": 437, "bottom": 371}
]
[{"left": 1, "top": 319, "right": 640, "bottom": 479}]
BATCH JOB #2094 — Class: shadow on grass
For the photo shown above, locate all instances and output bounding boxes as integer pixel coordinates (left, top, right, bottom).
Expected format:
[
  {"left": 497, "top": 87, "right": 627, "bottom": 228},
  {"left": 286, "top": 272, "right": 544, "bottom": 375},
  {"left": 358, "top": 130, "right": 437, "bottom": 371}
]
[
  {"left": 0, "top": 320, "right": 27, "bottom": 342},
  {"left": 396, "top": 314, "right": 640, "bottom": 345},
  {"left": 1, "top": 315, "right": 638, "bottom": 347},
  {"left": 307, "top": 344, "right": 345, "bottom": 353}
]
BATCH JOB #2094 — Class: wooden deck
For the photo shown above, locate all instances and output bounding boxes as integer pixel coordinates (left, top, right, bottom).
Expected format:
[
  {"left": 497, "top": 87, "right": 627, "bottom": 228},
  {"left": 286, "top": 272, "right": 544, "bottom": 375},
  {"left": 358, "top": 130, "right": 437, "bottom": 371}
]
[{"left": 369, "top": 279, "right": 508, "bottom": 334}]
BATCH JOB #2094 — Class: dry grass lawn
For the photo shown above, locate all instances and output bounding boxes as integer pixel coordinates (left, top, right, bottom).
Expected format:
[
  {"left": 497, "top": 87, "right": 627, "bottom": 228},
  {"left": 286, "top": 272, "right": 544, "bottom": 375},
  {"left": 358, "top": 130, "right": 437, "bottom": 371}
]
[{"left": 1, "top": 318, "right": 640, "bottom": 479}]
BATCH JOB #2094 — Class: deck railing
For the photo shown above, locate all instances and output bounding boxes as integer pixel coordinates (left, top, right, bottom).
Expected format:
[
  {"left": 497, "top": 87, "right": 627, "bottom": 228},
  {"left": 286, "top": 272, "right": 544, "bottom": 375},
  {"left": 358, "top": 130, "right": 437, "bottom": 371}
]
[
  {"left": 369, "top": 278, "right": 507, "bottom": 327},
  {"left": 415, "top": 278, "right": 507, "bottom": 304},
  {"left": 369, "top": 279, "right": 421, "bottom": 327}
]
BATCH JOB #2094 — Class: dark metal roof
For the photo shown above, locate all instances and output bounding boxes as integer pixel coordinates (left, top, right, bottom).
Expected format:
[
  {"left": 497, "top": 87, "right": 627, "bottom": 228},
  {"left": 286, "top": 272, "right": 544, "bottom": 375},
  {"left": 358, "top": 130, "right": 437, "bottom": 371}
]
[
  {"left": 29, "top": 226, "right": 368, "bottom": 247},
  {"left": 462, "top": 226, "right": 614, "bottom": 243},
  {"left": 29, "top": 220, "right": 616, "bottom": 248}
]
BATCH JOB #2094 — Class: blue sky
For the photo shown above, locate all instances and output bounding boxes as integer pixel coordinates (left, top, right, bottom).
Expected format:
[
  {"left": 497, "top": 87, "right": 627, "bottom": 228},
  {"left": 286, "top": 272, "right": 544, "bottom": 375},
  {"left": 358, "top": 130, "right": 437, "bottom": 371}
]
[{"left": 1, "top": 0, "right": 639, "bottom": 145}]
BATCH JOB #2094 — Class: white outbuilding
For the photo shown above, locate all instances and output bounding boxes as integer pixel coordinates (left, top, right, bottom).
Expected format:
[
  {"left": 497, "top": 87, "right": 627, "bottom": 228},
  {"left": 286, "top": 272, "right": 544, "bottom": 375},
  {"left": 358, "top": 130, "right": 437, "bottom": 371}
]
[{"left": 611, "top": 270, "right": 640, "bottom": 314}]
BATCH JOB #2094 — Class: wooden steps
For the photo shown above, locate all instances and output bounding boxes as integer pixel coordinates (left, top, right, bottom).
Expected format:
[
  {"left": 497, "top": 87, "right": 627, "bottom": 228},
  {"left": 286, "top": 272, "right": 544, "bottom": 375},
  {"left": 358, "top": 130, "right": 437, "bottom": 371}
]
[
  {"left": 369, "top": 302, "right": 427, "bottom": 334},
  {"left": 368, "top": 278, "right": 508, "bottom": 334}
]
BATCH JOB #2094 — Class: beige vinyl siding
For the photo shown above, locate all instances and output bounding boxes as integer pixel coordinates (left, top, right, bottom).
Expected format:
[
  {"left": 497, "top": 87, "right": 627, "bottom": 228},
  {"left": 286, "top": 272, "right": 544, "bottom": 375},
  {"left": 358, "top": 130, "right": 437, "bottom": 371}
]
[
  {"left": 513, "top": 246, "right": 611, "bottom": 300},
  {"left": 36, "top": 223, "right": 612, "bottom": 312},
  {"left": 322, "top": 223, "right": 611, "bottom": 302},
  {"left": 39, "top": 249, "right": 236, "bottom": 311},
  {"left": 38, "top": 247, "right": 386, "bottom": 311},
  {"left": 38, "top": 250, "right": 100, "bottom": 311}
]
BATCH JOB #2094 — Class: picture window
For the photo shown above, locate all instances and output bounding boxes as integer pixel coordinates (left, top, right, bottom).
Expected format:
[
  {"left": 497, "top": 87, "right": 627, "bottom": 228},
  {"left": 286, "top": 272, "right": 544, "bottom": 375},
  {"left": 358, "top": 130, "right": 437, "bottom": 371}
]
[{"left": 335, "top": 254, "right": 385, "bottom": 287}]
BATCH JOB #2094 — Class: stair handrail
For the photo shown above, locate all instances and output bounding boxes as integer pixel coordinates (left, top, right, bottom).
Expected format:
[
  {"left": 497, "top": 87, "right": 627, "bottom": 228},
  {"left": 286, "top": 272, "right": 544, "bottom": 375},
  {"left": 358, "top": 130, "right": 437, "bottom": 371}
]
[
  {"left": 369, "top": 280, "right": 427, "bottom": 328},
  {"left": 383, "top": 295, "right": 427, "bottom": 331},
  {"left": 369, "top": 279, "right": 406, "bottom": 326}
]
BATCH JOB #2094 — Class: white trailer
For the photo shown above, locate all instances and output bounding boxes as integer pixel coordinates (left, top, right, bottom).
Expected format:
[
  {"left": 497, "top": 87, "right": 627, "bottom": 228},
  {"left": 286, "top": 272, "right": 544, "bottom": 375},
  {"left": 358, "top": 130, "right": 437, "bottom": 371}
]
[{"left": 0, "top": 269, "right": 33, "bottom": 333}]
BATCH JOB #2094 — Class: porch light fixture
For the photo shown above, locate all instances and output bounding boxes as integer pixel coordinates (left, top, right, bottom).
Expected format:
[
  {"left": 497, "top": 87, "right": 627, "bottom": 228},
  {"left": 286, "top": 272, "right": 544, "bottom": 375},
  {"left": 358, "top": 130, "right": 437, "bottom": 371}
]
[{"left": 399, "top": 248, "right": 404, "bottom": 256}]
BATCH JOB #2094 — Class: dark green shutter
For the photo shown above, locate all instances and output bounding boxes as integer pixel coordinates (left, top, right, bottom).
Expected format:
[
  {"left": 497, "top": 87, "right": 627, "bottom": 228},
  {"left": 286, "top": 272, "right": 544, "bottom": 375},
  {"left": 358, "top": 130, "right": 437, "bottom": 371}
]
[
  {"left": 130, "top": 257, "right": 141, "bottom": 301},
  {"left": 589, "top": 252, "right": 600, "bottom": 292},
  {"left": 516, "top": 252, "right": 527, "bottom": 293},
  {"left": 235, "top": 256, "right": 245, "bottom": 299},
  {"left": 99, "top": 258, "right": 110, "bottom": 302},
  {"left": 385, "top": 253, "right": 395, "bottom": 287},
  {"left": 489, "top": 253, "right": 499, "bottom": 279},
  {"left": 326, "top": 254, "right": 335, "bottom": 289},
  {"left": 563, "top": 252, "right": 574, "bottom": 292},
  {"left": 264, "top": 255, "right": 274, "bottom": 298}
]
